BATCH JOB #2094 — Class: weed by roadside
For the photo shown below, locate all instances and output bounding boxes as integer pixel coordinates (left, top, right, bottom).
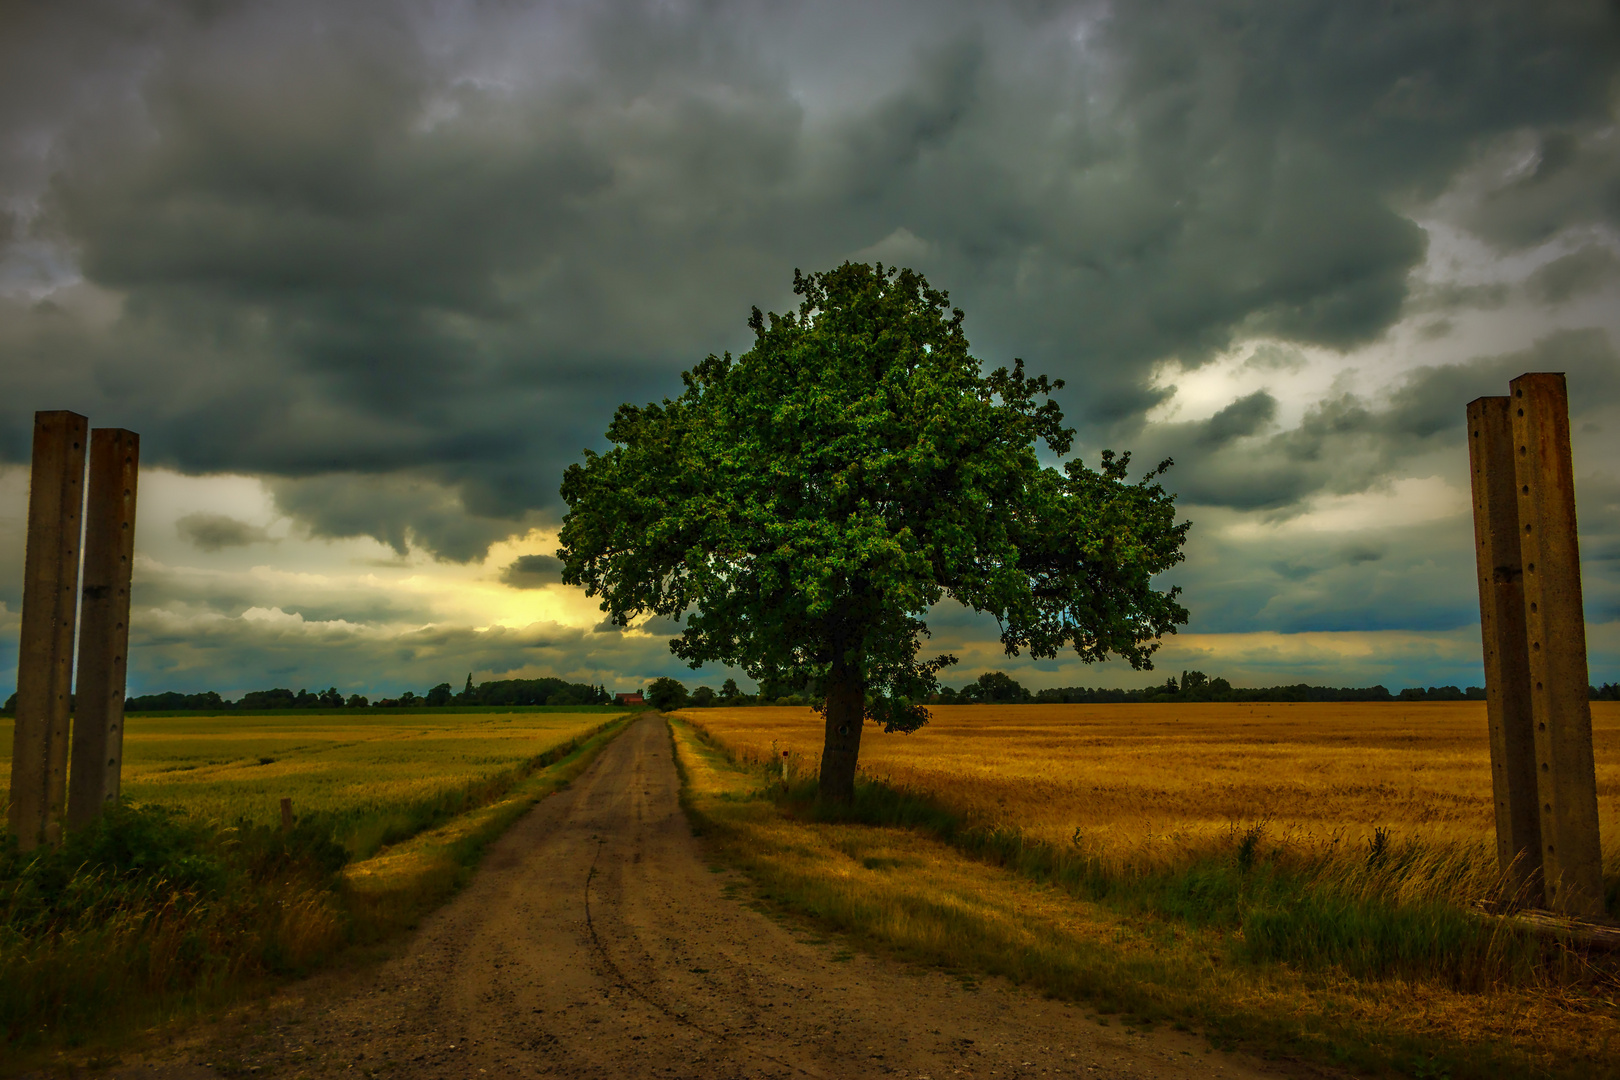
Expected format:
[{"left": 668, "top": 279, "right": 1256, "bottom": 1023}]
[{"left": 0, "top": 803, "right": 348, "bottom": 1048}]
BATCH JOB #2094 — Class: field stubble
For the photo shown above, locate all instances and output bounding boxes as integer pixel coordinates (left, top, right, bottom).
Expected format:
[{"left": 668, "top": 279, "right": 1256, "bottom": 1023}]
[
  {"left": 692, "top": 702, "right": 1620, "bottom": 893},
  {"left": 676, "top": 703, "right": 1620, "bottom": 1078}
]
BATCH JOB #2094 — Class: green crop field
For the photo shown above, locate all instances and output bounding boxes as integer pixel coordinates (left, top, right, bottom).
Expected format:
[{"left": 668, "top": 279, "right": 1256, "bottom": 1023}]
[{"left": 0, "top": 709, "right": 623, "bottom": 857}]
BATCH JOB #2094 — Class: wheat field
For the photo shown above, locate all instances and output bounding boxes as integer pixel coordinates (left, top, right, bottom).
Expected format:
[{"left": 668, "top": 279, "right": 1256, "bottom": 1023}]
[
  {"left": 683, "top": 702, "right": 1620, "bottom": 879},
  {"left": 0, "top": 710, "right": 619, "bottom": 855}
]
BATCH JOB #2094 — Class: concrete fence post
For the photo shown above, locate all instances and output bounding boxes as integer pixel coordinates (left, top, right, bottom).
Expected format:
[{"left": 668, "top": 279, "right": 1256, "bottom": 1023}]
[
  {"left": 1510, "top": 372, "right": 1605, "bottom": 917},
  {"left": 1466, "top": 396, "right": 1542, "bottom": 902},
  {"left": 8, "top": 411, "right": 89, "bottom": 850},
  {"left": 67, "top": 429, "right": 140, "bottom": 829}
]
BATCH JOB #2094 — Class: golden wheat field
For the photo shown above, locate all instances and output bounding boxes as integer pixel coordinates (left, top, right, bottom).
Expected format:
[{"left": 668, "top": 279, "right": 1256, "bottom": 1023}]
[
  {"left": 684, "top": 702, "right": 1620, "bottom": 871},
  {"left": 0, "top": 710, "right": 620, "bottom": 853}
]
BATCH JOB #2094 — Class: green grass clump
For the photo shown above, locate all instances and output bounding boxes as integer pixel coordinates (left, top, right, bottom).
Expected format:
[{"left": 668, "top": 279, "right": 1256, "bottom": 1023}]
[
  {"left": 0, "top": 712, "right": 630, "bottom": 1060},
  {"left": 0, "top": 804, "right": 349, "bottom": 1047}
]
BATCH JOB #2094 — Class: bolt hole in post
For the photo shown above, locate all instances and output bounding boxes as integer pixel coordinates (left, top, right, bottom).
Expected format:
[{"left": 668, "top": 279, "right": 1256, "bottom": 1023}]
[{"left": 1467, "top": 375, "right": 1605, "bottom": 917}]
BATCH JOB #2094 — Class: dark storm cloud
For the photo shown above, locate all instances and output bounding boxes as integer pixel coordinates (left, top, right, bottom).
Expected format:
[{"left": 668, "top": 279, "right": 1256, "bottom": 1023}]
[
  {"left": 175, "top": 512, "right": 270, "bottom": 551},
  {"left": 1461, "top": 129, "right": 1620, "bottom": 250},
  {"left": 267, "top": 473, "right": 535, "bottom": 563},
  {"left": 1196, "top": 391, "right": 1278, "bottom": 448},
  {"left": 1526, "top": 244, "right": 1620, "bottom": 306},
  {"left": 1, "top": 0, "right": 1616, "bottom": 559},
  {"left": 500, "top": 553, "right": 563, "bottom": 589}
]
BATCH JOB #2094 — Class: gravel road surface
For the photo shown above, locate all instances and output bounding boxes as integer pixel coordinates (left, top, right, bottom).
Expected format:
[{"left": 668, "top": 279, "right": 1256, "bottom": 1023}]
[{"left": 99, "top": 715, "right": 1289, "bottom": 1079}]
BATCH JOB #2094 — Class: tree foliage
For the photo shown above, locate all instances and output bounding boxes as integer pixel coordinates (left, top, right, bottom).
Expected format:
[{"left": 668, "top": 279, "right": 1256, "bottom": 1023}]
[
  {"left": 644, "top": 677, "right": 690, "bottom": 711},
  {"left": 559, "top": 262, "right": 1189, "bottom": 797}
]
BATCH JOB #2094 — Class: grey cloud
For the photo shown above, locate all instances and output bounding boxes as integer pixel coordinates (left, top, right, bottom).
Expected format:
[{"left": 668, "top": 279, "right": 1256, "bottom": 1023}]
[
  {"left": 0, "top": 0, "right": 1614, "bottom": 561},
  {"left": 500, "top": 554, "right": 564, "bottom": 590},
  {"left": 1341, "top": 543, "right": 1386, "bottom": 566},
  {"left": 1403, "top": 281, "right": 1511, "bottom": 316},
  {"left": 1463, "top": 128, "right": 1620, "bottom": 250},
  {"left": 641, "top": 615, "right": 686, "bottom": 637},
  {"left": 1173, "top": 512, "right": 1482, "bottom": 636},
  {"left": 175, "top": 512, "right": 270, "bottom": 551},
  {"left": 1197, "top": 391, "right": 1276, "bottom": 448},
  {"left": 130, "top": 560, "right": 438, "bottom": 627},
  {"left": 1240, "top": 344, "right": 1308, "bottom": 373},
  {"left": 1526, "top": 244, "right": 1620, "bottom": 306},
  {"left": 1384, "top": 327, "right": 1620, "bottom": 439},
  {"left": 268, "top": 473, "right": 537, "bottom": 563},
  {"left": 1148, "top": 328, "right": 1620, "bottom": 513}
]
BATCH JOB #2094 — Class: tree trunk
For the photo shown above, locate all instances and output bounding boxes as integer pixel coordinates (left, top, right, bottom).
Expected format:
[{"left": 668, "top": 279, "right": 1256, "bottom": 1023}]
[{"left": 818, "top": 662, "right": 865, "bottom": 803}]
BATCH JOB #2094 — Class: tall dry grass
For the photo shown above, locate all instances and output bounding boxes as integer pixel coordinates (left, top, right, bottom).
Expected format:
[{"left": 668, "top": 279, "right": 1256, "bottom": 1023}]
[
  {"left": 668, "top": 714, "right": 1620, "bottom": 1079},
  {"left": 687, "top": 702, "right": 1620, "bottom": 913},
  {"left": 681, "top": 702, "right": 1620, "bottom": 1001}
]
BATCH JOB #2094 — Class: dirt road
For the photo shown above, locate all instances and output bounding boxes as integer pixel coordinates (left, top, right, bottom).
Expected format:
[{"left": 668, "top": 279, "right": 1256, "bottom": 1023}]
[{"left": 116, "top": 716, "right": 1286, "bottom": 1079}]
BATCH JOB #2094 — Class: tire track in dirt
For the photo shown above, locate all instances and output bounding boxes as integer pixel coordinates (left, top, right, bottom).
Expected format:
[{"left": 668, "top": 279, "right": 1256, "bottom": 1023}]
[{"left": 97, "top": 715, "right": 1292, "bottom": 1079}]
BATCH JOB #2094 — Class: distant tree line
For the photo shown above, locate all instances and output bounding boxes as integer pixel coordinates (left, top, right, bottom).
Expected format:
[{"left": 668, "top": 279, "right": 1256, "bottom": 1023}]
[
  {"left": 626, "top": 669, "right": 1620, "bottom": 711},
  {"left": 0, "top": 674, "right": 613, "bottom": 713},
  {"left": 945, "top": 671, "right": 1620, "bottom": 704},
  {"left": 8, "top": 672, "right": 1620, "bottom": 716},
  {"left": 941, "top": 669, "right": 1483, "bottom": 704}
]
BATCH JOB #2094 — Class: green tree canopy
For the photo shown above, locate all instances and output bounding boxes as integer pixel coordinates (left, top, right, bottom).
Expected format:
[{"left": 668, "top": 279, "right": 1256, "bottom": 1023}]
[
  {"left": 559, "top": 263, "right": 1189, "bottom": 800},
  {"left": 645, "top": 677, "right": 690, "bottom": 712}
]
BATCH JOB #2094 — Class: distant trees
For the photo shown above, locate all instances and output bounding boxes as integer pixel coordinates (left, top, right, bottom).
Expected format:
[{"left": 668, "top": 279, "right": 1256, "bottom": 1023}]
[
  {"left": 119, "top": 690, "right": 226, "bottom": 712},
  {"left": 460, "top": 678, "right": 610, "bottom": 707},
  {"left": 111, "top": 676, "right": 613, "bottom": 713},
  {"left": 87, "top": 668, "right": 1603, "bottom": 717},
  {"left": 238, "top": 688, "right": 299, "bottom": 710},
  {"left": 646, "top": 677, "right": 690, "bottom": 711},
  {"left": 923, "top": 670, "right": 1490, "bottom": 705}
]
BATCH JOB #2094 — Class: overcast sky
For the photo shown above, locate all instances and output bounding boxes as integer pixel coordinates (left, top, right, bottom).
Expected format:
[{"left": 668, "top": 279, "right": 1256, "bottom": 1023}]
[{"left": 3, "top": 0, "right": 1619, "bottom": 699}]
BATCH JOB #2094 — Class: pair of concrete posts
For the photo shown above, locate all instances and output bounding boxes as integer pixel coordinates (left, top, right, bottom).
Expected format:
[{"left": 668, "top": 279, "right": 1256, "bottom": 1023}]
[
  {"left": 7, "top": 411, "right": 139, "bottom": 851},
  {"left": 1467, "top": 373, "right": 1604, "bottom": 917}
]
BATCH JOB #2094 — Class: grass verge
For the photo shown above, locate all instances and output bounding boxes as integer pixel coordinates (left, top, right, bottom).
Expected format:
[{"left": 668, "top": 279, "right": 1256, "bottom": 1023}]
[
  {"left": 1, "top": 715, "right": 629, "bottom": 1071},
  {"left": 668, "top": 715, "right": 1620, "bottom": 1080}
]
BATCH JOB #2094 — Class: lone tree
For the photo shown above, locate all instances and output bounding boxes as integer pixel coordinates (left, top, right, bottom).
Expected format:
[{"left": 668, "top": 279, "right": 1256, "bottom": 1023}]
[{"left": 559, "top": 263, "right": 1189, "bottom": 801}]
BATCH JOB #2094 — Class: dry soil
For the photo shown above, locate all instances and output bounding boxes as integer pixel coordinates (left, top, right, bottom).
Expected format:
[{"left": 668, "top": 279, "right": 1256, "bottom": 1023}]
[{"left": 89, "top": 716, "right": 1292, "bottom": 1079}]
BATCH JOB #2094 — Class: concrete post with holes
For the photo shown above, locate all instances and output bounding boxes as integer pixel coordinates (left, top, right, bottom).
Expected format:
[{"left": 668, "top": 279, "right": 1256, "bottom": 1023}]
[
  {"left": 1466, "top": 396, "right": 1543, "bottom": 903},
  {"left": 1509, "top": 372, "right": 1604, "bottom": 917},
  {"left": 67, "top": 429, "right": 140, "bottom": 829},
  {"left": 8, "top": 411, "right": 89, "bottom": 850}
]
